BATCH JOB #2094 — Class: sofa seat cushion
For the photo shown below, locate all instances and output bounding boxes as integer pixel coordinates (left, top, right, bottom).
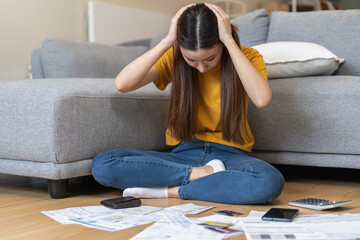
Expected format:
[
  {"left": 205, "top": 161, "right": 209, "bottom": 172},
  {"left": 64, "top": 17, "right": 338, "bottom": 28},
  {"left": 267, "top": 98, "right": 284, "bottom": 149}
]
[
  {"left": 248, "top": 75, "right": 360, "bottom": 154},
  {"left": 252, "top": 151, "right": 360, "bottom": 169},
  {"left": 0, "top": 79, "right": 170, "bottom": 164}
]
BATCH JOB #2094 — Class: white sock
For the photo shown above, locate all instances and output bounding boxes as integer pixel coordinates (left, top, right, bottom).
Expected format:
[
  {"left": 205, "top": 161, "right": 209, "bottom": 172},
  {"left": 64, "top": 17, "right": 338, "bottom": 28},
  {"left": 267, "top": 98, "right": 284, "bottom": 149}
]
[
  {"left": 206, "top": 159, "right": 226, "bottom": 173},
  {"left": 123, "top": 187, "right": 168, "bottom": 198}
]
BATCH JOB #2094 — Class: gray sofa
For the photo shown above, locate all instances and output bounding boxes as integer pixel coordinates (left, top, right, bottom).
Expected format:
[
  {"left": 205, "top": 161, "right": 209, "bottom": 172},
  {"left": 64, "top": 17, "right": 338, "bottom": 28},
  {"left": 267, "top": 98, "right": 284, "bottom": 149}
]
[{"left": 1, "top": 9, "right": 359, "bottom": 198}]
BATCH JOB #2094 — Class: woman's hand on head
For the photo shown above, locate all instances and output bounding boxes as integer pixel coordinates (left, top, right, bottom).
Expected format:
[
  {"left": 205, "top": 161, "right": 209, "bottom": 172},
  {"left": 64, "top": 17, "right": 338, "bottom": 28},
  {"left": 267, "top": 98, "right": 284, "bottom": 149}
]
[
  {"left": 205, "top": 3, "right": 234, "bottom": 45},
  {"left": 164, "top": 3, "right": 195, "bottom": 46}
]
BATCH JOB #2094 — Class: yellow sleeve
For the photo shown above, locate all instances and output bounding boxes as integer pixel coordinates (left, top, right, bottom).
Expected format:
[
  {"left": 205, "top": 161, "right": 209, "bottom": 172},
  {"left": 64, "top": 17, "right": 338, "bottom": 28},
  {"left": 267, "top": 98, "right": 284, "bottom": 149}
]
[
  {"left": 153, "top": 47, "right": 174, "bottom": 91},
  {"left": 241, "top": 45, "right": 268, "bottom": 81}
]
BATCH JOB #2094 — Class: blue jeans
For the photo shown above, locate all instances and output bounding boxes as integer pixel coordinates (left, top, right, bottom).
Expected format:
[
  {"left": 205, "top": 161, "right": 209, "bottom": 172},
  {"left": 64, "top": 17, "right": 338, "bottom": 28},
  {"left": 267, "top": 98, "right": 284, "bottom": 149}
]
[{"left": 92, "top": 139, "right": 284, "bottom": 204}]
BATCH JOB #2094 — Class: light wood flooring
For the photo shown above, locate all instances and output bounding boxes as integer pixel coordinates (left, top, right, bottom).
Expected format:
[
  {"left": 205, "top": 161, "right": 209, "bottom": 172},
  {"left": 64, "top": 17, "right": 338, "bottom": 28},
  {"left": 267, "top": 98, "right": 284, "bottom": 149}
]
[{"left": 0, "top": 165, "right": 359, "bottom": 240}]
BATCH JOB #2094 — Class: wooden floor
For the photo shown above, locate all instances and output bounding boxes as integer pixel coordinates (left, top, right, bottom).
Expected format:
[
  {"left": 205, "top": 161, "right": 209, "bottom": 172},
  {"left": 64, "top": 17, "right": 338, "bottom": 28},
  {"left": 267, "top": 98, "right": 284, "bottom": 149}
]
[{"left": 0, "top": 165, "right": 359, "bottom": 240}]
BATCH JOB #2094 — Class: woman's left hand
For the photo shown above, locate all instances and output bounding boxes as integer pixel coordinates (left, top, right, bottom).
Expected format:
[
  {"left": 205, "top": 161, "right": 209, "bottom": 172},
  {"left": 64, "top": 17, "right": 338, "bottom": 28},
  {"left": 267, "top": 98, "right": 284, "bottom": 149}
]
[{"left": 205, "top": 3, "right": 234, "bottom": 45}]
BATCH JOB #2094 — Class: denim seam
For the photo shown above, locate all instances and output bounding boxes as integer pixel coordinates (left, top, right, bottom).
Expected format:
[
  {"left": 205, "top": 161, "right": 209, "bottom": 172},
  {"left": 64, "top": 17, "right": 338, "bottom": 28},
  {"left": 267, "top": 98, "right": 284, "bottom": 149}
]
[
  {"left": 178, "top": 186, "right": 184, "bottom": 199},
  {"left": 110, "top": 149, "right": 186, "bottom": 170},
  {"left": 180, "top": 165, "right": 192, "bottom": 186},
  {"left": 185, "top": 170, "right": 254, "bottom": 185},
  {"left": 200, "top": 151, "right": 208, "bottom": 165},
  {"left": 113, "top": 149, "right": 185, "bottom": 166},
  {"left": 178, "top": 185, "right": 185, "bottom": 199},
  {"left": 117, "top": 159, "right": 186, "bottom": 170}
]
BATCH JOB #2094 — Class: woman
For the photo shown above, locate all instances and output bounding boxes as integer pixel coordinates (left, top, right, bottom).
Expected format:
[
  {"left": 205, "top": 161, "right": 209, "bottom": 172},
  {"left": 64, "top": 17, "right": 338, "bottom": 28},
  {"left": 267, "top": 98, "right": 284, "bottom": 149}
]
[{"left": 92, "top": 3, "right": 284, "bottom": 204}]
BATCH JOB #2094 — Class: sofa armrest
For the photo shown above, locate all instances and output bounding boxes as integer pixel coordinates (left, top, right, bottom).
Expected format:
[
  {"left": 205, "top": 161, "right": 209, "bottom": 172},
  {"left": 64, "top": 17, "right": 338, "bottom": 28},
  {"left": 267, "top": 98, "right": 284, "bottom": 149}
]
[{"left": 0, "top": 78, "right": 170, "bottom": 164}]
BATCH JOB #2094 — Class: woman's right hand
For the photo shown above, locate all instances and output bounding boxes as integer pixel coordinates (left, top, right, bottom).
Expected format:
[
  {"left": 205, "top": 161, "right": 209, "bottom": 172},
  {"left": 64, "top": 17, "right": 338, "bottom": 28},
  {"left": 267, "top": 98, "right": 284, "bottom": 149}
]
[{"left": 164, "top": 3, "right": 195, "bottom": 45}]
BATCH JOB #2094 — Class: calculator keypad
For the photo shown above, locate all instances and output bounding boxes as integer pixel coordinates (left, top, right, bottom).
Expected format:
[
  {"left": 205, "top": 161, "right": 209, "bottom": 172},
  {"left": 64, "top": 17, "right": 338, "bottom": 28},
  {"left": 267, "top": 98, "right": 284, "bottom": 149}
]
[{"left": 293, "top": 198, "right": 335, "bottom": 205}]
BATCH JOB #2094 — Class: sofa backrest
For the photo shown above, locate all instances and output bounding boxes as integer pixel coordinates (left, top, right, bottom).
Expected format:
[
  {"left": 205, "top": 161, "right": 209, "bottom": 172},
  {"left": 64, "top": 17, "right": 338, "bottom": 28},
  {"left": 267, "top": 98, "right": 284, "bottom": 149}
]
[
  {"left": 31, "top": 38, "right": 149, "bottom": 79},
  {"left": 231, "top": 8, "right": 269, "bottom": 47},
  {"left": 32, "top": 9, "right": 270, "bottom": 79},
  {"left": 267, "top": 10, "right": 360, "bottom": 76},
  {"left": 31, "top": 48, "right": 45, "bottom": 78}
]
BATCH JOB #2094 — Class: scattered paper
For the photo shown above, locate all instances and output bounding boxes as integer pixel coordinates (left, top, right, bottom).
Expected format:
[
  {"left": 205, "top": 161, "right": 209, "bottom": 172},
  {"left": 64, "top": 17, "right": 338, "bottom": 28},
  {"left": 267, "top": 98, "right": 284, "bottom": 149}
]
[
  {"left": 240, "top": 210, "right": 360, "bottom": 240},
  {"left": 41, "top": 206, "right": 118, "bottom": 225},
  {"left": 70, "top": 206, "right": 162, "bottom": 231},
  {"left": 43, "top": 204, "right": 360, "bottom": 239},
  {"left": 42, "top": 203, "right": 214, "bottom": 232},
  {"left": 130, "top": 210, "right": 223, "bottom": 240},
  {"left": 165, "top": 203, "right": 215, "bottom": 215}
]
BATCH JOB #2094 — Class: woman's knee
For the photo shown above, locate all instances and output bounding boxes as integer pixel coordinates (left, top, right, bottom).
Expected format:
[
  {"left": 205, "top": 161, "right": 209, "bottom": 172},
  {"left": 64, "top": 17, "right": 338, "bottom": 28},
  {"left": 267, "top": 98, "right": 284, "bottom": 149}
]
[
  {"left": 257, "top": 167, "right": 285, "bottom": 203},
  {"left": 244, "top": 158, "right": 285, "bottom": 203},
  {"left": 226, "top": 159, "right": 285, "bottom": 203},
  {"left": 91, "top": 148, "right": 147, "bottom": 187},
  {"left": 226, "top": 164, "right": 284, "bottom": 204},
  {"left": 91, "top": 150, "right": 115, "bottom": 186},
  {"left": 92, "top": 149, "right": 132, "bottom": 172},
  {"left": 228, "top": 172, "right": 284, "bottom": 204}
]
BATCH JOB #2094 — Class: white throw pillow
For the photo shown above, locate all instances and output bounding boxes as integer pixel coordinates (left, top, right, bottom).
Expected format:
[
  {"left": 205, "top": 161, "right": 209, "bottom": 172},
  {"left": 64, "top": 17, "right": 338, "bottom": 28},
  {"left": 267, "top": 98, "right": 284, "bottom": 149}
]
[{"left": 252, "top": 42, "right": 345, "bottom": 79}]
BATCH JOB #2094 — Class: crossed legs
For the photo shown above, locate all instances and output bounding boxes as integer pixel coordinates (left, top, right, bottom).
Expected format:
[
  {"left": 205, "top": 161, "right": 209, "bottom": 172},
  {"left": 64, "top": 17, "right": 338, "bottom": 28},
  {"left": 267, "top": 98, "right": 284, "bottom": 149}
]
[{"left": 91, "top": 141, "right": 284, "bottom": 204}]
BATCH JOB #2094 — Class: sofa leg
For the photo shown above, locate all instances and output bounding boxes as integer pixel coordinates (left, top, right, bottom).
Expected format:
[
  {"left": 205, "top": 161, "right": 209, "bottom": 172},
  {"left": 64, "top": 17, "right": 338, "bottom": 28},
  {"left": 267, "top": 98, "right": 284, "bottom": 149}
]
[{"left": 47, "top": 179, "right": 68, "bottom": 199}]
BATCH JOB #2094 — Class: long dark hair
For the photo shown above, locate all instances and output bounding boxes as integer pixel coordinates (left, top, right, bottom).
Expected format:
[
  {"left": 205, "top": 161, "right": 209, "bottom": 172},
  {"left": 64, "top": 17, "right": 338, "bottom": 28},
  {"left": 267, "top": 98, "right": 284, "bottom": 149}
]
[{"left": 167, "top": 3, "right": 251, "bottom": 144}]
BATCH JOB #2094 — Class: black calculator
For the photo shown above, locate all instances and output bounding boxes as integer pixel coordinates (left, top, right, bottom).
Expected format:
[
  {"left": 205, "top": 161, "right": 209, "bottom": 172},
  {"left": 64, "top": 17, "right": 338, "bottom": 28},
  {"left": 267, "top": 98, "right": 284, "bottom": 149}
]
[{"left": 289, "top": 198, "right": 354, "bottom": 210}]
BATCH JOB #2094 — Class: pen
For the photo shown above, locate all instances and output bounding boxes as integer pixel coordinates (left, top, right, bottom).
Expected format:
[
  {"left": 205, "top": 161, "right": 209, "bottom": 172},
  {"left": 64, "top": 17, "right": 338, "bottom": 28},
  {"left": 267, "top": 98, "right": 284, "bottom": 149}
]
[{"left": 144, "top": 209, "right": 162, "bottom": 215}]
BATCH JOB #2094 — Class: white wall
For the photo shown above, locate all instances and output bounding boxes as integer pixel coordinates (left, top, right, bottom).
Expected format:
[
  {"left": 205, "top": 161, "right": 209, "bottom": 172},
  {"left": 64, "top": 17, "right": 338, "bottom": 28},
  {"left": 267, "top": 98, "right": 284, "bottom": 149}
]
[
  {"left": 88, "top": 2, "right": 172, "bottom": 45},
  {"left": 0, "top": 0, "right": 265, "bottom": 80}
]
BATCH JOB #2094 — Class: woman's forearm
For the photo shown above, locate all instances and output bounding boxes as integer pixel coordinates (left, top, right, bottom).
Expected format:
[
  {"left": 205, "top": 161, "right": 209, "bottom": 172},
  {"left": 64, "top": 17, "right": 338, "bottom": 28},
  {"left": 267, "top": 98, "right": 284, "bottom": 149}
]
[
  {"left": 115, "top": 38, "right": 173, "bottom": 92},
  {"left": 115, "top": 4, "right": 195, "bottom": 93},
  {"left": 224, "top": 38, "right": 272, "bottom": 108}
]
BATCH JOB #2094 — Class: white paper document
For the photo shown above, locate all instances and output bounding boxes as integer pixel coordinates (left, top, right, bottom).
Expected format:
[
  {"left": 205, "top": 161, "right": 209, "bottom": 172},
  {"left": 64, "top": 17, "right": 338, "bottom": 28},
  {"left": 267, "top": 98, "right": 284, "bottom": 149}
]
[
  {"left": 42, "top": 203, "right": 215, "bottom": 232},
  {"left": 130, "top": 210, "right": 223, "bottom": 240},
  {"left": 41, "top": 206, "right": 119, "bottom": 225},
  {"left": 42, "top": 205, "right": 161, "bottom": 231},
  {"left": 70, "top": 206, "right": 162, "bottom": 231},
  {"left": 165, "top": 203, "right": 215, "bottom": 214},
  {"left": 241, "top": 211, "right": 360, "bottom": 240}
]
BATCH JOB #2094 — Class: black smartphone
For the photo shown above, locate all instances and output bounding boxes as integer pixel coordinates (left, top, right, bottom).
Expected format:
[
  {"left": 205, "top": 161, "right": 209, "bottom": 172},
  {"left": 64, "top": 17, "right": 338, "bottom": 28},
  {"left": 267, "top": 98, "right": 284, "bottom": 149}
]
[
  {"left": 262, "top": 208, "right": 299, "bottom": 222},
  {"left": 100, "top": 196, "right": 141, "bottom": 209}
]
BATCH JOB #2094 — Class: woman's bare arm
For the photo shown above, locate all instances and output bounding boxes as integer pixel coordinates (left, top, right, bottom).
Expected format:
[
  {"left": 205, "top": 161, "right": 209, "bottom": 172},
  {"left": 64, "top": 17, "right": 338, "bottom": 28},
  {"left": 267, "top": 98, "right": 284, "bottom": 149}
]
[
  {"left": 115, "top": 39, "right": 173, "bottom": 93},
  {"left": 206, "top": 3, "right": 271, "bottom": 108},
  {"left": 115, "top": 3, "right": 195, "bottom": 93}
]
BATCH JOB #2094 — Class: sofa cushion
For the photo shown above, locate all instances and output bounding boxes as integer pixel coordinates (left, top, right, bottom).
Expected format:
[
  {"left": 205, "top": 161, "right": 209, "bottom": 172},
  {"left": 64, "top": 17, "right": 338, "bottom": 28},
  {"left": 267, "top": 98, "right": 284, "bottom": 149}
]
[
  {"left": 150, "top": 33, "right": 167, "bottom": 49},
  {"left": 231, "top": 8, "right": 269, "bottom": 47},
  {"left": 119, "top": 38, "right": 151, "bottom": 47},
  {"left": 0, "top": 78, "right": 170, "bottom": 164},
  {"left": 267, "top": 10, "right": 360, "bottom": 76},
  {"left": 41, "top": 38, "right": 149, "bottom": 78},
  {"left": 252, "top": 151, "right": 360, "bottom": 169},
  {"left": 252, "top": 42, "right": 345, "bottom": 79},
  {"left": 248, "top": 75, "right": 360, "bottom": 155},
  {"left": 30, "top": 48, "right": 45, "bottom": 79}
]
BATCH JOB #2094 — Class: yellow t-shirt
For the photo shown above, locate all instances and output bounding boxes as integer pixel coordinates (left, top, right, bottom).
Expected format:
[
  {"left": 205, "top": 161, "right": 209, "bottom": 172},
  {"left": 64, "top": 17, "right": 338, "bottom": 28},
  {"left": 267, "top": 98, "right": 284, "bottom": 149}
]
[{"left": 154, "top": 45, "right": 267, "bottom": 152}]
